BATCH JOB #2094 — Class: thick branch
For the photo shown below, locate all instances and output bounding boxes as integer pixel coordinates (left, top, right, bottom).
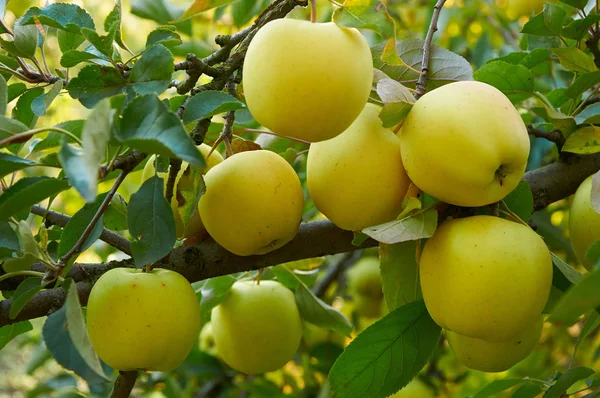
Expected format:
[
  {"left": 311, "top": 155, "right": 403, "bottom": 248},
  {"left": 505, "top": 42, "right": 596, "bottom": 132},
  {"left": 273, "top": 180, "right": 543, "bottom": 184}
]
[
  {"left": 527, "top": 126, "right": 566, "bottom": 151},
  {"left": 415, "top": 0, "right": 447, "bottom": 99},
  {"left": 110, "top": 371, "right": 138, "bottom": 398}
]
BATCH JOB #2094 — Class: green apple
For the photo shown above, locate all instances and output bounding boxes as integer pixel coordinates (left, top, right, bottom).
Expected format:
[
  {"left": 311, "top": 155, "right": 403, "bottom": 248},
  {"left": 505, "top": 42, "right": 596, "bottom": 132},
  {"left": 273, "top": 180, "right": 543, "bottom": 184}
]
[
  {"left": 198, "top": 322, "right": 217, "bottom": 356},
  {"left": 569, "top": 175, "right": 600, "bottom": 271},
  {"left": 86, "top": 268, "right": 201, "bottom": 372},
  {"left": 211, "top": 280, "right": 302, "bottom": 374},
  {"left": 142, "top": 144, "right": 224, "bottom": 240},
  {"left": 303, "top": 323, "right": 345, "bottom": 348},
  {"left": 307, "top": 103, "right": 411, "bottom": 231},
  {"left": 399, "top": 81, "right": 529, "bottom": 207},
  {"left": 420, "top": 216, "right": 552, "bottom": 343},
  {"left": 390, "top": 379, "right": 435, "bottom": 398},
  {"left": 347, "top": 257, "right": 383, "bottom": 300},
  {"left": 506, "top": 0, "right": 547, "bottom": 17},
  {"left": 199, "top": 150, "right": 304, "bottom": 256},
  {"left": 243, "top": 19, "right": 373, "bottom": 143},
  {"left": 447, "top": 317, "right": 544, "bottom": 372}
]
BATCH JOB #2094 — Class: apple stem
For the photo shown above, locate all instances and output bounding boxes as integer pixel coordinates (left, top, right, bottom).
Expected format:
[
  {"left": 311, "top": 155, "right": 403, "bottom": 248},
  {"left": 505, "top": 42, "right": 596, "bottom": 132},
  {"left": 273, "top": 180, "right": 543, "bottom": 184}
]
[
  {"left": 256, "top": 268, "right": 264, "bottom": 285},
  {"left": 145, "top": 264, "right": 152, "bottom": 273},
  {"left": 310, "top": 0, "right": 317, "bottom": 23}
]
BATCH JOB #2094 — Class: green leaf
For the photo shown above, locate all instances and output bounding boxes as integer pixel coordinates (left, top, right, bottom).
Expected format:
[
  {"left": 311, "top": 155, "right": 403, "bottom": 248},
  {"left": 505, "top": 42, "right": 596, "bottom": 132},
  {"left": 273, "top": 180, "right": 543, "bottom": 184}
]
[
  {"left": 575, "top": 103, "right": 600, "bottom": 125},
  {"left": 66, "top": 65, "right": 126, "bottom": 109},
  {"left": 502, "top": 180, "right": 534, "bottom": 222},
  {"left": 379, "top": 241, "right": 420, "bottom": 311},
  {"left": 0, "top": 321, "right": 33, "bottom": 350},
  {"left": 362, "top": 207, "right": 438, "bottom": 244},
  {"left": 31, "top": 80, "right": 64, "bottom": 117},
  {"left": 130, "top": 44, "right": 174, "bottom": 95},
  {"left": 9, "top": 277, "right": 43, "bottom": 319},
  {"left": 58, "top": 143, "right": 95, "bottom": 204},
  {"left": 57, "top": 29, "right": 85, "bottom": 53},
  {"left": 473, "top": 379, "right": 524, "bottom": 398},
  {"left": 545, "top": 367, "right": 595, "bottom": 398},
  {"left": 0, "top": 73, "right": 6, "bottom": 116},
  {"left": 532, "top": 106, "right": 577, "bottom": 135},
  {"left": 0, "top": 177, "right": 70, "bottom": 221},
  {"left": 548, "top": 266, "right": 600, "bottom": 325},
  {"left": 176, "top": 164, "right": 206, "bottom": 236},
  {"left": 562, "top": 126, "right": 600, "bottom": 154},
  {"left": 58, "top": 194, "right": 107, "bottom": 259},
  {"left": 573, "top": 312, "right": 600, "bottom": 362},
  {"left": 0, "top": 153, "right": 38, "bottom": 178},
  {"left": 104, "top": 193, "right": 128, "bottom": 231},
  {"left": 333, "top": 0, "right": 395, "bottom": 39},
  {"left": 0, "top": 221, "right": 19, "bottom": 259},
  {"left": 21, "top": 3, "right": 95, "bottom": 34},
  {"left": 565, "top": 70, "right": 600, "bottom": 100},
  {"left": 179, "top": 0, "right": 237, "bottom": 20},
  {"left": 551, "top": 48, "right": 597, "bottom": 73},
  {"left": 376, "top": 78, "right": 415, "bottom": 128},
  {"left": 132, "top": 0, "right": 185, "bottom": 24},
  {"left": 128, "top": 175, "right": 177, "bottom": 267},
  {"left": 118, "top": 94, "right": 205, "bottom": 168},
  {"left": 487, "top": 48, "right": 551, "bottom": 69},
  {"left": 31, "top": 120, "right": 84, "bottom": 153},
  {"left": 104, "top": 1, "right": 129, "bottom": 52},
  {"left": 80, "top": 27, "right": 117, "bottom": 62},
  {"left": 0, "top": 18, "right": 38, "bottom": 59},
  {"left": 559, "top": 0, "right": 589, "bottom": 9},
  {"left": 551, "top": 253, "right": 583, "bottom": 292},
  {"left": 372, "top": 39, "right": 473, "bottom": 92},
  {"left": 0, "top": 116, "right": 27, "bottom": 145},
  {"left": 521, "top": 3, "right": 567, "bottom": 36},
  {"left": 328, "top": 300, "right": 441, "bottom": 398},
  {"left": 562, "top": 14, "right": 600, "bottom": 40},
  {"left": 586, "top": 240, "right": 600, "bottom": 265},
  {"left": 183, "top": 91, "right": 245, "bottom": 124},
  {"left": 60, "top": 50, "right": 105, "bottom": 68},
  {"left": 232, "top": 0, "right": 263, "bottom": 28},
  {"left": 146, "top": 25, "right": 182, "bottom": 48},
  {"left": 12, "top": 87, "right": 44, "bottom": 128},
  {"left": 474, "top": 61, "right": 534, "bottom": 103},
  {"left": 199, "top": 275, "right": 236, "bottom": 313},
  {"left": 2, "top": 221, "right": 40, "bottom": 273},
  {"left": 6, "top": 82, "right": 27, "bottom": 103},
  {"left": 512, "top": 383, "right": 543, "bottom": 398},
  {"left": 43, "top": 293, "right": 108, "bottom": 384}
]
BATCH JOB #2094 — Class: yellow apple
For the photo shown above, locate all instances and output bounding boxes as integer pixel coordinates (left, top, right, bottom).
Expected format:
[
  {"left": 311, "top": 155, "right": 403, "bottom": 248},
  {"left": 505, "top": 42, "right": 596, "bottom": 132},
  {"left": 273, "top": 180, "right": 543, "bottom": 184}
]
[
  {"left": 420, "top": 216, "right": 552, "bottom": 343},
  {"left": 303, "top": 323, "right": 345, "bottom": 348},
  {"left": 86, "top": 268, "right": 201, "bottom": 372},
  {"left": 569, "top": 175, "right": 600, "bottom": 271},
  {"left": 198, "top": 322, "right": 217, "bottom": 356},
  {"left": 447, "top": 317, "right": 544, "bottom": 372},
  {"left": 399, "top": 81, "right": 529, "bottom": 207},
  {"left": 506, "top": 0, "right": 547, "bottom": 18},
  {"left": 346, "top": 257, "right": 383, "bottom": 300},
  {"left": 307, "top": 103, "right": 410, "bottom": 231},
  {"left": 142, "top": 144, "right": 224, "bottom": 239},
  {"left": 199, "top": 150, "right": 304, "bottom": 256},
  {"left": 391, "top": 379, "right": 435, "bottom": 398},
  {"left": 211, "top": 280, "right": 302, "bottom": 374},
  {"left": 243, "top": 19, "right": 373, "bottom": 142}
]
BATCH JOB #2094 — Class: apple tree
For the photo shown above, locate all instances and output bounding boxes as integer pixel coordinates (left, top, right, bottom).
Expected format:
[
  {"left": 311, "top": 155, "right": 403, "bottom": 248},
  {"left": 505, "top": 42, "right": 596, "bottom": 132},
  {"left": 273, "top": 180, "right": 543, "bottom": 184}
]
[{"left": 0, "top": 0, "right": 599, "bottom": 397}]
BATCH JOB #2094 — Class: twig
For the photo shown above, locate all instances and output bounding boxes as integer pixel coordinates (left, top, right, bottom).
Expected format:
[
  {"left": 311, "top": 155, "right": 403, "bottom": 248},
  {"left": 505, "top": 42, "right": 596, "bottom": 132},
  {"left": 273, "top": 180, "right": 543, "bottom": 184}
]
[
  {"left": 110, "top": 370, "right": 138, "bottom": 398},
  {"left": 527, "top": 126, "right": 566, "bottom": 150},
  {"left": 165, "top": 158, "right": 182, "bottom": 205},
  {"left": 30, "top": 205, "right": 131, "bottom": 255},
  {"left": 221, "top": 76, "right": 238, "bottom": 157},
  {"left": 0, "top": 127, "right": 82, "bottom": 148},
  {"left": 99, "top": 150, "right": 147, "bottom": 178},
  {"left": 313, "top": 251, "right": 361, "bottom": 298},
  {"left": 414, "top": 0, "right": 447, "bottom": 100}
]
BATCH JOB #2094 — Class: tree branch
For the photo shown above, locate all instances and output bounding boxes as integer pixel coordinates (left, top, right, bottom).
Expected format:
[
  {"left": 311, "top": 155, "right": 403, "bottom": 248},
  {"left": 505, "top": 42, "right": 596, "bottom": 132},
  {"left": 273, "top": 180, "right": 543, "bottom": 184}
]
[
  {"left": 415, "top": 0, "right": 447, "bottom": 99},
  {"left": 527, "top": 126, "right": 566, "bottom": 150},
  {"left": 110, "top": 371, "right": 138, "bottom": 398},
  {"left": 313, "top": 251, "right": 361, "bottom": 298}
]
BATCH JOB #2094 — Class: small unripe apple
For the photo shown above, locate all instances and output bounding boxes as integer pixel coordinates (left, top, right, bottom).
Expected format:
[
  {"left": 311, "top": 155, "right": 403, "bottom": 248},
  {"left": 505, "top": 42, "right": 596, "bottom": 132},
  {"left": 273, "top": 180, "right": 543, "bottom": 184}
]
[
  {"left": 86, "top": 268, "right": 201, "bottom": 372},
  {"left": 199, "top": 150, "right": 304, "bottom": 256},
  {"left": 198, "top": 322, "right": 217, "bottom": 356},
  {"left": 243, "top": 19, "right": 373, "bottom": 142},
  {"left": 211, "top": 280, "right": 302, "bottom": 374},
  {"left": 420, "top": 216, "right": 552, "bottom": 343},
  {"left": 400, "top": 81, "right": 529, "bottom": 207},
  {"left": 346, "top": 257, "right": 383, "bottom": 300},
  {"left": 307, "top": 103, "right": 410, "bottom": 231},
  {"left": 569, "top": 175, "right": 600, "bottom": 271},
  {"left": 447, "top": 317, "right": 544, "bottom": 372},
  {"left": 141, "top": 144, "right": 224, "bottom": 239}
]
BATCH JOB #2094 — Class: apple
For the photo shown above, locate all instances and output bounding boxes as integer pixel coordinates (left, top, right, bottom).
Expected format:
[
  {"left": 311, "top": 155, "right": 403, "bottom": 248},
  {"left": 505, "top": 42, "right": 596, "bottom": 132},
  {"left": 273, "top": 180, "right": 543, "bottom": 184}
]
[
  {"left": 569, "top": 175, "right": 600, "bottom": 271},
  {"left": 447, "top": 317, "right": 544, "bottom": 372},
  {"left": 86, "top": 268, "right": 201, "bottom": 372},
  {"left": 211, "top": 280, "right": 303, "bottom": 374},
  {"left": 420, "top": 216, "right": 552, "bottom": 343},
  {"left": 243, "top": 19, "right": 373, "bottom": 143},
  {"left": 303, "top": 323, "right": 345, "bottom": 348},
  {"left": 506, "top": 0, "right": 547, "bottom": 18},
  {"left": 399, "top": 81, "right": 529, "bottom": 207},
  {"left": 391, "top": 379, "right": 434, "bottom": 398},
  {"left": 199, "top": 150, "right": 304, "bottom": 256},
  {"left": 307, "top": 103, "right": 410, "bottom": 231},
  {"left": 346, "top": 257, "right": 383, "bottom": 300},
  {"left": 198, "top": 322, "right": 217, "bottom": 356},
  {"left": 141, "top": 144, "right": 224, "bottom": 239}
]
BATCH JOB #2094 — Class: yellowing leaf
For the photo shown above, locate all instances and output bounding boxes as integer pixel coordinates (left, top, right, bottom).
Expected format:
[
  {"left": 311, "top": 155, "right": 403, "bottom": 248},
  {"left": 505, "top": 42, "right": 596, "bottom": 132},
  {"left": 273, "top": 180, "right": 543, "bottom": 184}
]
[
  {"left": 231, "top": 137, "right": 262, "bottom": 154},
  {"left": 178, "top": 0, "right": 238, "bottom": 21},
  {"left": 562, "top": 126, "right": 600, "bottom": 154}
]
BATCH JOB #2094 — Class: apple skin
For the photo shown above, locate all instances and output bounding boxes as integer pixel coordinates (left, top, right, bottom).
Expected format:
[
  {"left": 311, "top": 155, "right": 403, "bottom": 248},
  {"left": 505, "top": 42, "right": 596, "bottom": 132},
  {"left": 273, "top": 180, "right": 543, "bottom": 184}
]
[
  {"left": 243, "top": 19, "right": 373, "bottom": 143},
  {"left": 141, "top": 144, "right": 224, "bottom": 239},
  {"left": 303, "top": 323, "right": 345, "bottom": 348},
  {"left": 507, "top": 0, "right": 547, "bottom": 17},
  {"left": 347, "top": 257, "right": 383, "bottom": 300},
  {"left": 211, "top": 280, "right": 303, "bottom": 374},
  {"left": 198, "top": 322, "right": 217, "bottom": 356},
  {"left": 199, "top": 150, "right": 304, "bottom": 256},
  {"left": 569, "top": 175, "right": 600, "bottom": 271},
  {"left": 399, "top": 81, "right": 529, "bottom": 207},
  {"left": 420, "top": 216, "right": 552, "bottom": 343},
  {"left": 86, "top": 268, "right": 201, "bottom": 372},
  {"left": 447, "top": 317, "right": 543, "bottom": 372},
  {"left": 307, "top": 103, "right": 410, "bottom": 231},
  {"left": 390, "top": 379, "right": 435, "bottom": 398}
]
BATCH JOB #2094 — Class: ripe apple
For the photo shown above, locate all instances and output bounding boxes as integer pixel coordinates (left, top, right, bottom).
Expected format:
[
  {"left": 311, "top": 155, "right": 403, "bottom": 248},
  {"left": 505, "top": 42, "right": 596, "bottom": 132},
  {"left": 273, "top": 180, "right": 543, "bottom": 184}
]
[
  {"left": 447, "top": 317, "right": 544, "bottom": 372},
  {"left": 420, "top": 216, "right": 552, "bottom": 343},
  {"left": 198, "top": 322, "right": 217, "bottom": 356},
  {"left": 243, "top": 19, "right": 373, "bottom": 142},
  {"left": 307, "top": 103, "right": 410, "bottom": 231},
  {"left": 86, "top": 268, "right": 201, "bottom": 372},
  {"left": 569, "top": 175, "right": 600, "bottom": 271},
  {"left": 211, "top": 280, "right": 302, "bottom": 374},
  {"left": 199, "top": 150, "right": 304, "bottom": 256},
  {"left": 391, "top": 379, "right": 435, "bottom": 398},
  {"left": 142, "top": 144, "right": 224, "bottom": 239},
  {"left": 399, "top": 81, "right": 529, "bottom": 207},
  {"left": 506, "top": 0, "right": 546, "bottom": 18}
]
